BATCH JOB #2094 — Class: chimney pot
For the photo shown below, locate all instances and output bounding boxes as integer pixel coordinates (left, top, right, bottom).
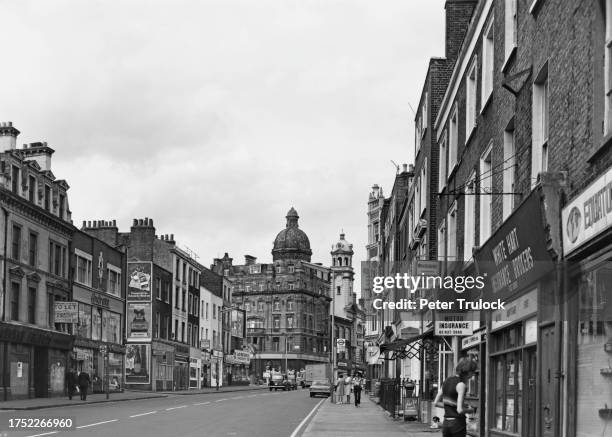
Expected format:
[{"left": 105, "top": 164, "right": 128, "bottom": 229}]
[
  {"left": 133, "top": 219, "right": 137, "bottom": 226},
  {"left": 150, "top": 218, "right": 153, "bottom": 226},
  {"left": 170, "top": 234, "right": 174, "bottom": 241},
  {"left": 402, "top": 163, "right": 408, "bottom": 172},
  {"left": 408, "top": 164, "right": 414, "bottom": 173},
  {"left": 113, "top": 220, "right": 116, "bottom": 227},
  {"left": 82, "top": 220, "right": 86, "bottom": 228}
]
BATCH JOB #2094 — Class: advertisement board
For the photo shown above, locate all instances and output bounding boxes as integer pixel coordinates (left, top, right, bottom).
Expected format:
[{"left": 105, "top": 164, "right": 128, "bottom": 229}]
[
  {"left": 230, "top": 309, "right": 245, "bottom": 338},
  {"left": 126, "top": 302, "right": 152, "bottom": 341},
  {"left": 233, "top": 350, "right": 250, "bottom": 365},
  {"left": 435, "top": 313, "right": 473, "bottom": 336},
  {"left": 54, "top": 302, "right": 78, "bottom": 323},
  {"left": 127, "top": 262, "right": 152, "bottom": 300},
  {"left": 125, "top": 344, "right": 150, "bottom": 384}
]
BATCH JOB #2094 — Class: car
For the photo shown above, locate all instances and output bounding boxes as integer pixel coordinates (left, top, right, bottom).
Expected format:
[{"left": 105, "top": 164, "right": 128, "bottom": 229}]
[
  {"left": 286, "top": 377, "right": 298, "bottom": 391},
  {"left": 309, "top": 378, "right": 332, "bottom": 397},
  {"left": 269, "top": 374, "right": 296, "bottom": 391}
]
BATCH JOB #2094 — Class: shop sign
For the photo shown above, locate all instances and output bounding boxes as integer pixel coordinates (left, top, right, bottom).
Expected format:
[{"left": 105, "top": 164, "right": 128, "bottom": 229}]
[
  {"left": 435, "top": 313, "right": 473, "bottom": 336},
  {"left": 200, "top": 339, "right": 211, "bottom": 350},
  {"left": 337, "top": 362, "right": 347, "bottom": 367},
  {"left": 366, "top": 346, "right": 381, "bottom": 364},
  {"left": 91, "top": 293, "right": 110, "bottom": 309},
  {"left": 461, "top": 331, "right": 485, "bottom": 350},
  {"left": 233, "top": 350, "right": 250, "bottom": 365},
  {"left": 475, "top": 191, "right": 554, "bottom": 300},
  {"left": 54, "top": 301, "right": 78, "bottom": 323},
  {"left": 563, "top": 166, "right": 612, "bottom": 255},
  {"left": 127, "top": 262, "right": 152, "bottom": 300},
  {"left": 416, "top": 260, "right": 439, "bottom": 276},
  {"left": 492, "top": 289, "right": 538, "bottom": 331}
]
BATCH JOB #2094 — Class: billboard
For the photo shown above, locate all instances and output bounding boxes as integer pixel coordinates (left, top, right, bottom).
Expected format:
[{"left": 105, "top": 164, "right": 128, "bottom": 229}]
[
  {"left": 126, "top": 302, "right": 152, "bottom": 341},
  {"left": 54, "top": 302, "right": 78, "bottom": 323},
  {"left": 127, "top": 262, "right": 152, "bottom": 301},
  {"left": 230, "top": 309, "right": 245, "bottom": 338},
  {"left": 125, "top": 344, "right": 150, "bottom": 384}
]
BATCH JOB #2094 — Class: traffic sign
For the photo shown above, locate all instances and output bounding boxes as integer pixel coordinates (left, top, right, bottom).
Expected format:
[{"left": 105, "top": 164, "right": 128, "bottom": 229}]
[{"left": 336, "top": 338, "right": 345, "bottom": 346}]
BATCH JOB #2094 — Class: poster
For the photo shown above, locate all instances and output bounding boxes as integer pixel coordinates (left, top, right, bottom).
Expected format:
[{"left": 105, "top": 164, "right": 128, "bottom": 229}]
[
  {"left": 127, "top": 262, "right": 152, "bottom": 300},
  {"left": 54, "top": 302, "right": 78, "bottom": 323},
  {"left": 127, "top": 302, "right": 152, "bottom": 341},
  {"left": 230, "top": 309, "right": 244, "bottom": 338},
  {"left": 125, "top": 344, "right": 150, "bottom": 384}
]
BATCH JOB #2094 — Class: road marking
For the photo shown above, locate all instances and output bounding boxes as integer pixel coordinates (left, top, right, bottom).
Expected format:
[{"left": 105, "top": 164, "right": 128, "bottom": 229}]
[
  {"left": 246, "top": 394, "right": 257, "bottom": 398},
  {"left": 76, "top": 419, "right": 119, "bottom": 429},
  {"left": 289, "top": 398, "right": 325, "bottom": 437},
  {"left": 130, "top": 411, "right": 157, "bottom": 418},
  {"left": 166, "top": 405, "right": 188, "bottom": 411},
  {"left": 215, "top": 398, "right": 228, "bottom": 402},
  {"left": 193, "top": 401, "right": 210, "bottom": 406},
  {"left": 24, "top": 432, "right": 59, "bottom": 437},
  {"left": 231, "top": 396, "right": 244, "bottom": 399}
]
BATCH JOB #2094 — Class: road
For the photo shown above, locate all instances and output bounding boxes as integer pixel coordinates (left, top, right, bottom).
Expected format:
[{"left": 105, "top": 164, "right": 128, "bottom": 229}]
[{"left": 0, "top": 388, "right": 324, "bottom": 437}]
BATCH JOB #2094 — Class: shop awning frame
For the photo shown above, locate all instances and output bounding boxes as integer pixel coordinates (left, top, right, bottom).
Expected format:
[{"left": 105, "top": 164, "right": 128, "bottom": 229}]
[{"left": 378, "top": 332, "right": 440, "bottom": 360}]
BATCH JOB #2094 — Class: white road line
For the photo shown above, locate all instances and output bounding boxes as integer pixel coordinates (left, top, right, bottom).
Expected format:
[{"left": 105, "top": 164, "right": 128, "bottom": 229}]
[
  {"left": 246, "top": 394, "right": 257, "bottom": 398},
  {"left": 193, "top": 401, "right": 210, "bottom": 406},
  {"left": 24, "top": 432, "right": 58, "bottom": 437},
  {"left": 289, "top": 398, "right": 325, "bottom": 437},
  {"left": 129, "top": 411, "right": 157, "bottom": 418},
  {"left": 215, "top": 398, "right": 228, "bottom": 402},
  {"left": 231, "top": 396, "right": 244, "bottom": 399},
  {"left": 165, "top": 405, "right": 188, "bottom": 411},
  {"left": 76, "top": 419, "right": 119, "bottom": 429}
]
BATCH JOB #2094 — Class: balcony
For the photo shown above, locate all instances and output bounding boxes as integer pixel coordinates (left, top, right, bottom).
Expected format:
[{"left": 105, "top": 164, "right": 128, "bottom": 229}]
[{"left": 247, "top": 327, "right": 265, "bottom": 335}]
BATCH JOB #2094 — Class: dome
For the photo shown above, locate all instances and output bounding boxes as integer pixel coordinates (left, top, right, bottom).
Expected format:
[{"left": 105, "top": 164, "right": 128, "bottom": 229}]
[
  {"left": 272, "top": 208, "right": 312, "bottom": 262},
  {"left": 332, "top": 232, "right": 353, "bottom": 254}
]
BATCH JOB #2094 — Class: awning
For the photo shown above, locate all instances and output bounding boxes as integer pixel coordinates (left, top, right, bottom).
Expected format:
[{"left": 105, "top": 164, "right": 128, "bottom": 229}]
[{"left": 379, "top": 332, "right": 439, "bottom": 360}]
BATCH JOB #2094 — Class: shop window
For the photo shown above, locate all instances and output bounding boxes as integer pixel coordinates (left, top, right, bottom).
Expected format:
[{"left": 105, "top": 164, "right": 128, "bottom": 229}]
[
  {"left": 92, "top": 307, "right": 102, "bottom": 341},
  {"left": 492, "top": 350, "right": 523, "bottom": 433}
]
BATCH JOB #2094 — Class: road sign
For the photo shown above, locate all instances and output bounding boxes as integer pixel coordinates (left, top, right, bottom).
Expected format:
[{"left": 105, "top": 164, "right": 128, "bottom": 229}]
[{"left": 336, "top": 338, "right": 346, "bottom": 353}]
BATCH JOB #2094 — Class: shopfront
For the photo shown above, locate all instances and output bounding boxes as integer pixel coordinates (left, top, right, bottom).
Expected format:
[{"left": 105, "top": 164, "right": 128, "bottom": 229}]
[
  {"left": 189, "top": 346, "right": 201, "bottom": 389},
  {"left": 0, "top": 322, "right": 73, "bottom": 400},
  {"left": 201, "top": 350, "right": 210, "bottom": 388},
  {"left": 461, "top": 329, "right": 486, "bottom": 437},
  {"left": 475, "top": 188, "right": 558, "bottom": 437},
  {"left": 174, "top": 343, "right": 189, "bottom": 391},
  {"left": 562, "top": 165, "right": 612, "bottom": 437},
  {"left": 152, "top": 340, "right": 174, "bottom": 391},
  {"left": 211, "top": 350, "right": 223, "bottom": 388}
]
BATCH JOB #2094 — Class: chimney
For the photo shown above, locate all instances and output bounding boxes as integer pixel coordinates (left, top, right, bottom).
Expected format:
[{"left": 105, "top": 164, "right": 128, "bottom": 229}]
[
  {"left": 402, "top": 163, "right": 408, "bottom": 173},
  {"left": 21, "top": 141, "right": 55, "bottom": 171},
  {"left": 445, "top": 0, "right": 477, "bottom": 62},
  {"left": 0, "top": 122, "right": 20, "bottom": 151},
  {"left": 245, "top": 255, "right": 257, "bottom": 265}
]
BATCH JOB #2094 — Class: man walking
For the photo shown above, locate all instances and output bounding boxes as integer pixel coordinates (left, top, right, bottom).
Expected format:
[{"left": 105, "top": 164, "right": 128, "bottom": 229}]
[
  {"left": 66, "top": 368, "right": 77, "bottom": 400},
  {"left": 77, "top": 371, "right": 91, "bottom": 401},
  {"left": 352, "top": 372, "right": 363, "bottom": 407}
]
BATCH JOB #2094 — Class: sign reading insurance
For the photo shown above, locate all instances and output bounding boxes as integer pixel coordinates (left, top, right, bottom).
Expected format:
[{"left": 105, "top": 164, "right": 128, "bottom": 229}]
[
  {"left": 562, "top": 166, "right": 612, "bottom": 256},
  {"left": 475, "top": 192, "right": 553, "bottom": 300}
]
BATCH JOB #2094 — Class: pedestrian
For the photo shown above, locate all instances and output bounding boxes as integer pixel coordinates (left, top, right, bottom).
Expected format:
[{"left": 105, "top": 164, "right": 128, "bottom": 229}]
[
  {"left": 335, "top": 373, "right": 345, "bottom": 404},
  {"left": 66, "top": 368, "right": 77, "bottom": 400},
  {"left": 352, "top": 372, "right": 363, "bottom": 407},
  {"left": 344, "top": 373, "right": 352, "bottom": 404},
  {"left": 77, "top": 370, "right": 91, "bottom": 401},
  {"left": 433, "top": 358, "right": 478, "bottom": 437}
]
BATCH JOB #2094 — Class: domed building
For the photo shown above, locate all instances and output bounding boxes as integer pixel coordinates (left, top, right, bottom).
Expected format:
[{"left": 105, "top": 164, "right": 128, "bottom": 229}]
[{"left": 212, "top": 208, "right": 332, "bottom": 381}]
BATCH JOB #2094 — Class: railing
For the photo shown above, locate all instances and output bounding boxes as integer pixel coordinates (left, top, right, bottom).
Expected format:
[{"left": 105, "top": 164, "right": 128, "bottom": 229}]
[{"left": 378, "top": 379, "right": 401, "bottom": 418}]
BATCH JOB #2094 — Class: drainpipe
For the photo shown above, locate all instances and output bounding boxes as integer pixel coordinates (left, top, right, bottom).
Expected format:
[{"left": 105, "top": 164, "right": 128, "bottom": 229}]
[{"left": 2, "top": 205, "right": 8, "bottom": 401}]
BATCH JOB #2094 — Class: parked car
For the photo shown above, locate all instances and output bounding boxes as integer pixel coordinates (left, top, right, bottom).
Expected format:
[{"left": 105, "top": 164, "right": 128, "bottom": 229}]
[
  {"left": 309, "top": 378, "right": 332, "bottom": 397},
  {"left": 269, "top": 374, "right": 297, "bottom": 391}
]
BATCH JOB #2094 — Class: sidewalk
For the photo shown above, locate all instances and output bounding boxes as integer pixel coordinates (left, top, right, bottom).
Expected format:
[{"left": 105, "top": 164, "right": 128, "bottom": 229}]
[
  {"left": 301, "top": 395, "right": 440, "bottom": 437},
  {"left": 0, "top": 384, "right": 269, "bottom": 410}
]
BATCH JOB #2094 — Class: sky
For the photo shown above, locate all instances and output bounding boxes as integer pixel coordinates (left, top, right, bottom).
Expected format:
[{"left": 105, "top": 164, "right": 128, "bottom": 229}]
[{"left": 0, "top": 0, "right": 446, "bottom": 292}]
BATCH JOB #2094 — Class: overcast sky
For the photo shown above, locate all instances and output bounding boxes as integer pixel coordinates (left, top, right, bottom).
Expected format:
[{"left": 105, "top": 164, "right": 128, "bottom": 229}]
[{"left": 1, "top": 0, "right": 445, "bottom": 291}]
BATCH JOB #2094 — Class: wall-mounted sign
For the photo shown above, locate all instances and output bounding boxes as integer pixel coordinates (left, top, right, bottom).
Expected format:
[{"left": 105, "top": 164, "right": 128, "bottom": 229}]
[
  {"left": 562, "top": 165, "right": 612, "bottom": 256},
  {"left": 127, "top": 262, "right": 152, "bottom": 301},
  {"left": 91, "top": 293, "right": 110, "bottom": 308},
  {"left": 475, "top": 191, "right": 554, "bottom": 301},
  {"left": 435, "top": 313, "right": 473, "bottom": 336},
  {"left": 200, "top": 339, "right": 211, "bottom": 350},
  {"left": 233, "top": 350, "right": 250, "bottom": 365},
  {"left": 461, "top": 331, "right": 485, "bottom": 350},
  {"left": 492, "top": 289, "right": 537, "bottom": 331},
  {"left": 125, "top": 344, "right": 150, "bottom": 384},
  {"left": 126, "top": 302, "right": 152, "bottom": 341},
  {"left": 54, "top": 302, "right": 78, "bottom": 323}
]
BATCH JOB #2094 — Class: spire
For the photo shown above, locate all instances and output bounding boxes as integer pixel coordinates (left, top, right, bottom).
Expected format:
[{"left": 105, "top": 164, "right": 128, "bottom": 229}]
[{"left": 286, "top": 207, "right": 299, "bottom": 228}]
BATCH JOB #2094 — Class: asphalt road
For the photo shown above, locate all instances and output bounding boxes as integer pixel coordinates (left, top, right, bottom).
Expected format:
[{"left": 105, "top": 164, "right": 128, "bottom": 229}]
[{"left": 0, "top": 388, "right": 324, "bottom": 437}]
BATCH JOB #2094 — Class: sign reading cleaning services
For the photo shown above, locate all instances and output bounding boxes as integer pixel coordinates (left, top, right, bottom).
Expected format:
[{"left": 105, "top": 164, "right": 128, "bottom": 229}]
[
  {"left": 562, "top": 166, "right": 612, "bottom": 255},
  {"left": 435, "top": 313, "right": 473, "bottom": 336}
]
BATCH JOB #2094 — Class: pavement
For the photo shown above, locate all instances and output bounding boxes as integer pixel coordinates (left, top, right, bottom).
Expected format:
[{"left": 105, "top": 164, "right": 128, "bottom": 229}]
[
  {"left": 0, "top": 387, "right": 318, "bottom": 436},
  {"left": 0, "top": 384, "right": 268, "bottom": 410},
  {"left": 299, "top": 394, "right": 441, "bottom": 437}
]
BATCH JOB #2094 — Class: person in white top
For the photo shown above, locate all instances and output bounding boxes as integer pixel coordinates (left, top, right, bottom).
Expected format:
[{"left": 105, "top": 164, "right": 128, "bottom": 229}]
[{"left": 344, "top": 374, "right": 352, "bottom": 404}]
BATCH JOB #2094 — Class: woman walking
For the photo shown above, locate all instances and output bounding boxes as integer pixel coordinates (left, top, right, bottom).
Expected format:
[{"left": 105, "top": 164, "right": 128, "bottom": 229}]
[
  {"left": 335, "top": 373, "right": 345, "bottom": 404},
  {"left": 344, "top": 373, "right": 352, "bottom": 404},
  {"left": 433, "top": 359, "right": 478, "bottom": 437}
]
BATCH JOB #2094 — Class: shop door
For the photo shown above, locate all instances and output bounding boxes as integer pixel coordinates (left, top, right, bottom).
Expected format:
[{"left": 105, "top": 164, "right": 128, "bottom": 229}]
[
  {"left": 524, "top": 347, "right": 537, "bottom": 437},
  {"left": 539, "top": 325, "right": 558, "bottom": 437},
  {"left": 34, "top": 347, "right": 48, "bottom": 398}
]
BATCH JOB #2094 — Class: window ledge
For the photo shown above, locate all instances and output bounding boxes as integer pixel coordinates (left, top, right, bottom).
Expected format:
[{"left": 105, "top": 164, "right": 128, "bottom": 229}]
[
  {"left": 587, "top": 133, "right": 612, "bottom": 164},
  {"left": 465, "top": 124, "right": 477, "bottom": 147},
  {"left": 501, "top": 47, "right": 517, "bottom": 74}
]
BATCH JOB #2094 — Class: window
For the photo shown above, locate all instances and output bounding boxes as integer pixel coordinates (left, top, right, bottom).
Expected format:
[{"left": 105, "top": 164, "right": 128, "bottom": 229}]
[
  {"left": 49, "top": 241, "right": 67, "bottom": 278},
  {"left": 464, "top": 172, "right": 476, "bottom": 262},
  {"left": 449, "top": 106, "right": 459, "bottom": 174},
  {"left": 44, "top": 185, "right": 51, "bottom": 211},
  {"left": 288, "top": 264, "right": 295, "bottom": 273},
  {"left": 155, "top": 278, "right": 161, "bottom": 299},
  {"left": 213, "top": 303, "right": 216, "bottom": 319},
  {"left": 480, "top": 144, "right": 493, "bottom": 244},
  {"left": 447, "top": 202, "right": 458, "bottom": 261},
  {"left": 287, "top": 300, "right": 294, "bottom": 311},
  {"left": 420, "top": 159, "right": 427, "bottom": 216},
  {"left": 11, "top": 282, "right": 20, "bottom": 321},
  {"left": 481, "top": 18, "right": 494, "bottom": 106},
  {"left": 422, "top": 92, "right": 428, "bottom": 133},
  {"left": 11, "top": 165, "right": 19, "bottom": 194},
  {"left": 28, "top": 175, "right": 36, "bottom": 202},
  {"left": 206, "top": 302, "right": 209, "bottom": 319},
  {"left": 182, "top": 290, "right": 186, "bottom": 311},
  {"left": 503, "top": 121, "right": 516, "bottom": 221},
  {"left": 272, "top": 337, "right": 280, "bottom": 352},
  {"left": 273, "top": 300, "right": 281, "bottom": 311},
  {"left": 58, "top": 194, "right": 65, "bottom": 219},
  {"left": 337, "top": 286, "right": 341, "bottom": 295},
  {"left": 504, "top": 0, "right": 518, "bottom": 63},
  {"left": 532, "top": 63, "right": 549, "bottom": 188},
  {"left": 28, "top": 232, "right": 37, "bottom": 267},
  {"left": 107, "top": 265, "right": 121, "bottom": 296},
  {"left": 438, "top": 220, "right": 446, "bottom": 263},
  {"left": 466, "top": 59, "right": 478, "bottom": 137},
  {"left": 273, "top": 316, "right": 280, "bottom": 330},
  {"left": 174, "top": 320, "right": 179, "bottom": 340},
  {"left": 28, "top": 286, "right": 36, "bottom": 323},
  {"left": 245, "top": 302, "right": 251, "bottom": 312},
  {"left": 75, "top": 250, "right": 93, "bottom": 287},
  {"left": 175, "top": 286, "right": 180, "bottom": 309},
  {"left": 11, "top": 224, "right": 21, "bottom": 261},
  {"left": 288, "top": 282, "right": 294, "bottom": 290},
  {"left": 257, "top": 301, "right": 264, "bottom": 312},
  {"left": 439, "top": 131, "right": 448, "bottom": 192}
]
